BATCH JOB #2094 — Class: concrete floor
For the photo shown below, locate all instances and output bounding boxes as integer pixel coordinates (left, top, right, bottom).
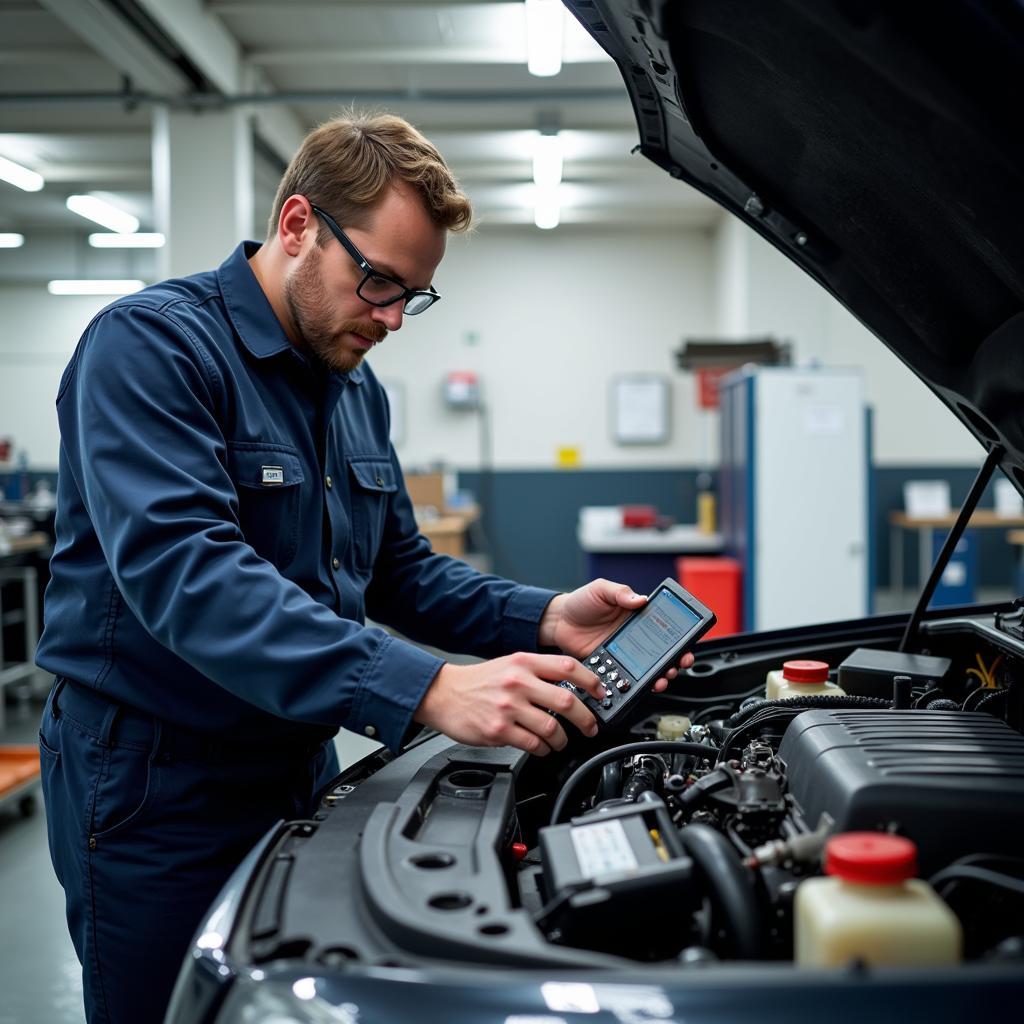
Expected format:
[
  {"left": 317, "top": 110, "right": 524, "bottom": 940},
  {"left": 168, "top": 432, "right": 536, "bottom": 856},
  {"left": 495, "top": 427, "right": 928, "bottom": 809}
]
[
  {"left": 0, "top": 687, "right": 384, "bottom": 1024},
  {"left": 0, "top": 695, "right": 83, "bottom": 1024}
]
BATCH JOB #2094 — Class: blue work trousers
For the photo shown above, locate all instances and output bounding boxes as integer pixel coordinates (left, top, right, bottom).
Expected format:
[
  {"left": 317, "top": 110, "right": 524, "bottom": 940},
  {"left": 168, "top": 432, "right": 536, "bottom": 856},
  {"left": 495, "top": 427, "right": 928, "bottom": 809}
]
[{"left": 39, "top": 678, "right": 340, "bottom": 1024}]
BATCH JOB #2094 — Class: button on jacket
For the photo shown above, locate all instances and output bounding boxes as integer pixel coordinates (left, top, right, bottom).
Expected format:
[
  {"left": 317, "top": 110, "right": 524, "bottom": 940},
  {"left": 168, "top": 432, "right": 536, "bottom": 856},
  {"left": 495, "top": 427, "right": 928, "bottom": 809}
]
[{"left": 37, "top": 242, "right": 556, "bottom": 752}]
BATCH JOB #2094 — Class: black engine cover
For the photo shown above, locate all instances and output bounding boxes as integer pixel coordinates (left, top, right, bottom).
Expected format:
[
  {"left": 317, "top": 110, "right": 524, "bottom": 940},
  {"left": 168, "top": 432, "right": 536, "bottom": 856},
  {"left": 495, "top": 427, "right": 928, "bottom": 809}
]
[{"left": 777, "top": 710, "right": 1024, "bottom": 875}]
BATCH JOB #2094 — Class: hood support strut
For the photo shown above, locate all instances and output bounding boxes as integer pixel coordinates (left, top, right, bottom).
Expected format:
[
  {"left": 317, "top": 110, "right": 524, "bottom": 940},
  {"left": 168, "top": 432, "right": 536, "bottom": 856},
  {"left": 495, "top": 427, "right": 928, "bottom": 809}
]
[{"left": 899, "top": 444, "right": 1005, "bottom": 652}]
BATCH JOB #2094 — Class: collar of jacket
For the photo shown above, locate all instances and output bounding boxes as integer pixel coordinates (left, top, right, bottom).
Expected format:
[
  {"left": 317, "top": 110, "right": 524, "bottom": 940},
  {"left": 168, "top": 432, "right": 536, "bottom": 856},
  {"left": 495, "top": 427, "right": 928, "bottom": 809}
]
[{"left": 216, "top": 240, "right": 365, "bottom": 385}]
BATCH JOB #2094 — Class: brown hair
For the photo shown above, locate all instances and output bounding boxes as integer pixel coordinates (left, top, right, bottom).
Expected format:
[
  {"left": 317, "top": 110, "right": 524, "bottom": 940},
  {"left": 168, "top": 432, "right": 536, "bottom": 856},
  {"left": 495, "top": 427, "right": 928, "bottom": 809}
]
[{"left": 268, "top": 109, "right": 472, "bottom": 241}]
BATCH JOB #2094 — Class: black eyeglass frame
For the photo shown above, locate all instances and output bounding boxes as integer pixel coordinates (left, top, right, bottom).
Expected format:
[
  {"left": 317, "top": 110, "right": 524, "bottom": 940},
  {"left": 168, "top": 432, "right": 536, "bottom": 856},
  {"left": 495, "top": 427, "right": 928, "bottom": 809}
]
[{"left": 309, "top": 203, "right": 441, "bottom": 315}]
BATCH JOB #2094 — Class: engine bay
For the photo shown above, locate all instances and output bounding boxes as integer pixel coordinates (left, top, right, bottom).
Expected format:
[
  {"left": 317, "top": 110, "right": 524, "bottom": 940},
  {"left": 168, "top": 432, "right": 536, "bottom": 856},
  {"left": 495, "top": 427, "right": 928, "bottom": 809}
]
[{"left": 231, "top": 609, "right": 1024, "bottom": 975}]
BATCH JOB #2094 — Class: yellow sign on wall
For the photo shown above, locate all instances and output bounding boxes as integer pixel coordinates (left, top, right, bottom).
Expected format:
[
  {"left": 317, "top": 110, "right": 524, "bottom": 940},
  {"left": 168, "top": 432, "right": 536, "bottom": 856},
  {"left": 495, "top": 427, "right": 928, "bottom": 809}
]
[{"left": 556, "top": 446, "right": 581, "bottom": 468}]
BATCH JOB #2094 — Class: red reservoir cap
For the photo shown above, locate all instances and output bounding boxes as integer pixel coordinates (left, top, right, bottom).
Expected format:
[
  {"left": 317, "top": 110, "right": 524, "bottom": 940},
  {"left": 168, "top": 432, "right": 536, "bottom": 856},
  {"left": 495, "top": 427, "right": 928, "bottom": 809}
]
[
  {"left": 781, "top": 659, "right": 830, "bottom": 684},
  {"left": 825, "top": 832, "right": 918, "bottom": 885}
]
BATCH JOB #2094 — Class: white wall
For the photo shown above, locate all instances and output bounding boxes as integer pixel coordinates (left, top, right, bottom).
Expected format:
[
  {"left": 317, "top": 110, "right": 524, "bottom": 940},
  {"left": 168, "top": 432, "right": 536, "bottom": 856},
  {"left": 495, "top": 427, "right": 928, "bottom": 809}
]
[
  {"left": 712, "top": 217, "right": 985, "bottom": 467},
  {"left": 0, "top": 287, "right": 110, "bottom": 467},
  {"left": 371, "top": 225, "right": 717, "bottom": 469},
  {"left": 0, "top": 217, "right": 989, "bottom": 472}
]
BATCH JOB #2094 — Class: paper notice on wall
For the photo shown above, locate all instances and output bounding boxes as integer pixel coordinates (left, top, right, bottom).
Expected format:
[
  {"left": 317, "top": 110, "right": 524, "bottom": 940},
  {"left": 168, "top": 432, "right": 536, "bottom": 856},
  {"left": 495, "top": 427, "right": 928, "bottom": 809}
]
[{"left": 613, "top": 376, "right": 669, "bottom": 444}]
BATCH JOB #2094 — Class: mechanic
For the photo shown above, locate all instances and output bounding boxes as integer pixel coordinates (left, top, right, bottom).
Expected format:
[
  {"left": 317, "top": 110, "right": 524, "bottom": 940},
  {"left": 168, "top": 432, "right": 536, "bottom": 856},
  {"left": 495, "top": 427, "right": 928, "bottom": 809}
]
[{"left": 35, "top": 111, "right": 693, "bottom": 1024}]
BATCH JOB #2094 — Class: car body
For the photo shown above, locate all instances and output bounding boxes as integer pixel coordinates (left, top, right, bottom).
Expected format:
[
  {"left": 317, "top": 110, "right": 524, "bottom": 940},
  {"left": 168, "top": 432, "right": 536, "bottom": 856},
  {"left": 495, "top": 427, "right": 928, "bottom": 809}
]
[{"left": 166, "top": 2, "right": 1024, "bottom": 1021}]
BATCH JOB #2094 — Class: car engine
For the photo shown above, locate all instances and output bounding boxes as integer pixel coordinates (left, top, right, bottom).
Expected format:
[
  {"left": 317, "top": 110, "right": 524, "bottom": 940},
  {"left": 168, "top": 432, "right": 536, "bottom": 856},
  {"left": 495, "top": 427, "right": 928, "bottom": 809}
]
[{"left": 231, "top": 617, "right": 1024, "bottom": 976}]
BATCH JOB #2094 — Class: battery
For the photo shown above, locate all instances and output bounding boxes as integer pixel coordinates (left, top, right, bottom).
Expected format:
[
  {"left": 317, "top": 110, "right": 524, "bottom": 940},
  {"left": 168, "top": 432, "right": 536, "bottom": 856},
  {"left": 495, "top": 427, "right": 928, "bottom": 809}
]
[
  {"left": 837, "top": 647, "right": 951, "bottom": 699},
  {"left": 538, "top": 800, "right": 697, "bottom": 958}
]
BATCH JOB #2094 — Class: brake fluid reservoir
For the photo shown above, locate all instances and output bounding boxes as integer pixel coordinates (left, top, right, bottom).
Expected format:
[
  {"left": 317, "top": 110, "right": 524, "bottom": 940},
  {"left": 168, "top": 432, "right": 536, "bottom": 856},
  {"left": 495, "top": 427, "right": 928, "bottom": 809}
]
[
  {"left": 794, "top": 833, "right": 962, "bottom": 967},
  {"left": 765, "top": 659, "right": 844, "bottom": 701}
]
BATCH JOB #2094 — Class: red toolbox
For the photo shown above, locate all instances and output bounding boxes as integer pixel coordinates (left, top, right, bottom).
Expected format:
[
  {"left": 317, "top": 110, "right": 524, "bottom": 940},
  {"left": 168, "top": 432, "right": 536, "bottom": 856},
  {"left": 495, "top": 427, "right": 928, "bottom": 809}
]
[{"left": 676, "top": 557, "right": 742, "bottom": 638}]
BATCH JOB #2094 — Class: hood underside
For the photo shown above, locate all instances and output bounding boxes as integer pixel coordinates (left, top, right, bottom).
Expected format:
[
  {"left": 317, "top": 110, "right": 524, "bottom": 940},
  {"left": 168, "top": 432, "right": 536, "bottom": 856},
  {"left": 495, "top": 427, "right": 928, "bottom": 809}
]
[{"left": 571, "top": 0, "right": 1024, "bottom": 487}]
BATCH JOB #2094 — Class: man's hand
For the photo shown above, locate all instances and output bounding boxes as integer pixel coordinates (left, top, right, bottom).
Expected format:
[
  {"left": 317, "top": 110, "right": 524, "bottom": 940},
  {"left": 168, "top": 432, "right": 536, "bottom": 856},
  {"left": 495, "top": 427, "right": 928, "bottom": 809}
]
[
  {"left": 538, "top": 578, "right": 695, "bottom": 694},
  {"left": 413, "top": 653, "right": 607, "bottom": 756}
]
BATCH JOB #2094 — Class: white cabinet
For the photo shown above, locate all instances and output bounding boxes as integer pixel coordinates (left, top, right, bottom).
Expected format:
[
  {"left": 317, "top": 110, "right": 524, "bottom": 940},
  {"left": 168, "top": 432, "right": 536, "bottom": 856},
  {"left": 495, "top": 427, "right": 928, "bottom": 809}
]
[{"left": 721, "top": 366, "right": 871, "bottom": 631}]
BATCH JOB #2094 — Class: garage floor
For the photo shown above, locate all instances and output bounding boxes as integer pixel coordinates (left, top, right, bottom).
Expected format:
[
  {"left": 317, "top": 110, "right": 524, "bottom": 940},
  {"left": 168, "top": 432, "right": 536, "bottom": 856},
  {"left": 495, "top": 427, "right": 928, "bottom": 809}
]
[
  {"left": 0, "top": 696, "right": 82, "bottom": 1024},
  {"left": 0, "top": 689, "right": 384, "bottom": 1024}
]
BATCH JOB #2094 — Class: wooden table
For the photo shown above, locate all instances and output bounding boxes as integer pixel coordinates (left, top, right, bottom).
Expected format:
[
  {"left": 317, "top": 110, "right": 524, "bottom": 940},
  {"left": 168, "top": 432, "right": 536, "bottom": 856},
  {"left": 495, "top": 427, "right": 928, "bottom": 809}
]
[{"left": 888, "top": 511, "right": 1024, "bottom": 596}]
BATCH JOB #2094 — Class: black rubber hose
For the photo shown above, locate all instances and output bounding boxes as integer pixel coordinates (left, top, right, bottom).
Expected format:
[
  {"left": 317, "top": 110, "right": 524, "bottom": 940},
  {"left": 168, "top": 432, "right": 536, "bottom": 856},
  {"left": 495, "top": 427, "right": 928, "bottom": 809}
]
[
  {"left": 678, "top": 823, "right": 760, "bottom": 959},
  {"left": 549, "top": 741, "right": 716, "bottom": 826},
  {"left": 622, "top": 756, "right": 665, "bottom": 802},
  {"left": 929, "top": 864, "right": 1024, "bottom": 899},
  {"left": 725, "top": 695, "right": 889, "bottom": 730},
  {"left": 974, "top": 689, "right": 1009, "bottom": 714}
]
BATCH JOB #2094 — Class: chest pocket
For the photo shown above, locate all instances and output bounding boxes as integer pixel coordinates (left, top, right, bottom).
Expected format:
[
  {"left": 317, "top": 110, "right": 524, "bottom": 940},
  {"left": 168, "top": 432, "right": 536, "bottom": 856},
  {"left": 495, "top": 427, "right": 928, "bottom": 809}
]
[
  {"left": 347, "top": 456, "right": 397, "bottom": 572},
  {"left": 228, "top": 443, "right": 306, "bottom": 568}
]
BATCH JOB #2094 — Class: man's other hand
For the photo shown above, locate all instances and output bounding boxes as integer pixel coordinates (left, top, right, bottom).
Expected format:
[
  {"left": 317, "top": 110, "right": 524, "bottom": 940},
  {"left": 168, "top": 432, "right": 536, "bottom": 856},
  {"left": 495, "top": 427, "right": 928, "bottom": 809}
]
[
  {"left": 413, "top": 653, "right": 607, "bottom": 756},
  {"left": 538, "top": 578, "right": 696, "bottom": 694}
]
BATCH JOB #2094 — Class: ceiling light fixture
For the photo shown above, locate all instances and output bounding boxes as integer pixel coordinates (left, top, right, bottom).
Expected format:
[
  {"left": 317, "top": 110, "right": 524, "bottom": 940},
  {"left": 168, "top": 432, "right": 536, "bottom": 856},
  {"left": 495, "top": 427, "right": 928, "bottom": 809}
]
[
  {"left": 533, "top": 132, "right": 564, "bottom": 188},
  {"left": 0, "top": 155, "right": 44, "bottom": 192},
  {"left": 47, "top": 279, "right": 145, "bottom": 296},
  {"left": 66, "top": 195, "right": 140, "bottom": 234},
  {"left": 534, "top": 185, "right": 561, "bottom": 230},
  {"left": 0, "top": 233, "right": 25, "bottom": 248},
  {"left": 525, "top": 0, "right": 564, "bottom": 77},
  {"left": 88, "top": 232, "right": 165, "bottom": 249}
]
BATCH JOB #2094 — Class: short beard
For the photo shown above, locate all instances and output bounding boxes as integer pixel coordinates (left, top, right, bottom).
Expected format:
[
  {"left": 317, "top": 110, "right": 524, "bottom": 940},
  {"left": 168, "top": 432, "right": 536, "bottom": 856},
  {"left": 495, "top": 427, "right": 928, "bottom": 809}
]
[{"left": 284, "top": 245, "right": 386, "bottom": 373}]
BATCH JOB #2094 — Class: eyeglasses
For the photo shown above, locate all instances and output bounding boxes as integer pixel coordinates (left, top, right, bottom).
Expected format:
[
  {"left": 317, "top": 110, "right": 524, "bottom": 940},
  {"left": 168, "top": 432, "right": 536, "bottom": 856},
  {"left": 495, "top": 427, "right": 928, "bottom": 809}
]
[{"left": 309, "top": 203, "right": 441, "bottom": 315}]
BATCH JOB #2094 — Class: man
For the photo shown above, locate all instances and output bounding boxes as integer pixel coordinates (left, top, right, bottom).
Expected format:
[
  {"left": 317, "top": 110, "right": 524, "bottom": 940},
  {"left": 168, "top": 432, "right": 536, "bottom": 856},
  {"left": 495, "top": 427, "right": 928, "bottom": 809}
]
[{"left": 36, "top": 111, "right": 692, "bottom": 1024}]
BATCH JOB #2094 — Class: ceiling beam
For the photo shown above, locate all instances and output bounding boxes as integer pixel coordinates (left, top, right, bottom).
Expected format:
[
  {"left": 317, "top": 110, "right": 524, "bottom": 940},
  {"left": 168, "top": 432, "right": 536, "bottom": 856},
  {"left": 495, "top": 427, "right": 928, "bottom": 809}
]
[
  {"left": 31, "top": 163, "right": 150, "bottom": 184},
  {"left": 132, "top": 0, "right": 306, "bottom": 163},
  {"left": 36, "top": 0, "right": 191, "bottom": 94},
  {"left": 248, "top": 46, "right": 609, "bottom": 67},
  {"left": 0, "top": 48, "right": 105, "bottom": 65}
]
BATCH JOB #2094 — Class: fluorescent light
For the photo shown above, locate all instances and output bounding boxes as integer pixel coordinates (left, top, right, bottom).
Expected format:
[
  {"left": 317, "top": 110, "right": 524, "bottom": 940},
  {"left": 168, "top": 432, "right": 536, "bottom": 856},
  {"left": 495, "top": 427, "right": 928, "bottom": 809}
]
[
  {"left": 534, "top": 185, "right": 561, "bottom": 230},
  {"left": 533, "top": 132, "right": 563, "bottom": 188},
  {"left": 0, "top": 155, "right": 44, "bottom": 192},
  {"left": 66, "top": 195, "right": 139, "bottom": 234},
  {"left": 525, "top": 0, "right": 564, "bottom": 77},
  {"left": 47, "top": 279, "right": 145, "bottom": 296},
  {"left": 88, "top": 232, "right": 165, "bottom": 249},
  {"left": 0, "top": 233, "right": 24, "bottom": 248}
]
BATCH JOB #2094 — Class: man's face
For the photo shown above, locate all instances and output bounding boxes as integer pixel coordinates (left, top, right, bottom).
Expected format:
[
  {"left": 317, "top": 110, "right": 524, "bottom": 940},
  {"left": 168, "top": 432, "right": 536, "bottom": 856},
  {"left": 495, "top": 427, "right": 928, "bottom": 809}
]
[{"left": 284, "top": 181, "right": 446, "bottom": 373}]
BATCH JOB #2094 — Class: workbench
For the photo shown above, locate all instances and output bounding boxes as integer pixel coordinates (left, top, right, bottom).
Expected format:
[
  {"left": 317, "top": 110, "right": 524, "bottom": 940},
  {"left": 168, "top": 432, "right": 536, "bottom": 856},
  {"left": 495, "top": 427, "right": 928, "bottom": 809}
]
[
  {"left": 888, "top": 510, "right": 1024, "bottom": 599},
  {"left": 0, "top": 531, "right": 49, "bottom": 731}
]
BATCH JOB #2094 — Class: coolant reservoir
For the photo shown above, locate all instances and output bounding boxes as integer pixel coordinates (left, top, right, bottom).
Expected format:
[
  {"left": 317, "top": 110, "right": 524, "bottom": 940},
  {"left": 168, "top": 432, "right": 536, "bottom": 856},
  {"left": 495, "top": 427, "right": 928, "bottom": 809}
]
[
  {"left": 656, "top": 714, "right": 691, "bottom": 741},
  {"left": 794, "top": 833, "right": 962, "bottom": 967},
  {"left": 765, "top": 659, "right": 844, "bottom": 701}
]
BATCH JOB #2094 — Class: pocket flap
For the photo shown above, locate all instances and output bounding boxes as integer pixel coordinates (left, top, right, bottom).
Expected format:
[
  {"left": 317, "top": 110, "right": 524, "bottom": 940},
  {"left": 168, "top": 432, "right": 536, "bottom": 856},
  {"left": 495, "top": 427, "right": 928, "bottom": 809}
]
[
  {"left": 228, "top": 444, "right": 305, "bottom": 489},
  {"left": 348, "top": 457, "right": 398, "bottom": 493}
]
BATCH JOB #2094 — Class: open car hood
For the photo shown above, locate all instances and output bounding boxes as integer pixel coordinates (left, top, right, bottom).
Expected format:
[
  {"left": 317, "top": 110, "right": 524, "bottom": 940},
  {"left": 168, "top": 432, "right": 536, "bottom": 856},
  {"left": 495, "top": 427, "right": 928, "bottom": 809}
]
[{"left": 569, "top": 0, "right": 1024, "bottom": 487}]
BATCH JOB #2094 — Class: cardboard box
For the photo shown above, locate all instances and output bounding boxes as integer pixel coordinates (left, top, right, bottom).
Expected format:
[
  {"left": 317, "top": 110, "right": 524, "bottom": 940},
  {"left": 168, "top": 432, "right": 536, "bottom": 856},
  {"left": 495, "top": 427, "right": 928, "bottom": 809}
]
[{"left": 405, "top": 471, "right": 445, "bottom": 512}]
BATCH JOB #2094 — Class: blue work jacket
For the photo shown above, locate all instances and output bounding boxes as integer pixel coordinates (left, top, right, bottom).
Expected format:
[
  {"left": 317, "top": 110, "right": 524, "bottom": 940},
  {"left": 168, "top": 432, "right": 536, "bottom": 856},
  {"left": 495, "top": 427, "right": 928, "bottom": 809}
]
[{"left": 36, "top": 242, "right": 556, "bottom": 752}]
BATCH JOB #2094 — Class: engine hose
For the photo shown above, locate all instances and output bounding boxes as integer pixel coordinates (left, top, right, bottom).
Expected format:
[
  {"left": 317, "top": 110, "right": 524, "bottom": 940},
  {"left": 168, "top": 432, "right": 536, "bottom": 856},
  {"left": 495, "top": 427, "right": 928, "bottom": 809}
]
[
  {"left": 549, "top": 741, "right": 716, "bottom": 826},
  {"left": 974, "top": 689, "right": 1009, "bottom": 714},
  {"left": 622, "top": 756, "right": 665, "bottom": 802},
  {"left": 678, "top": 823, "right": 760, "bottom": 959},
  {"left": 725, "top": 695, "right": 889, "bottom": 730}
]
